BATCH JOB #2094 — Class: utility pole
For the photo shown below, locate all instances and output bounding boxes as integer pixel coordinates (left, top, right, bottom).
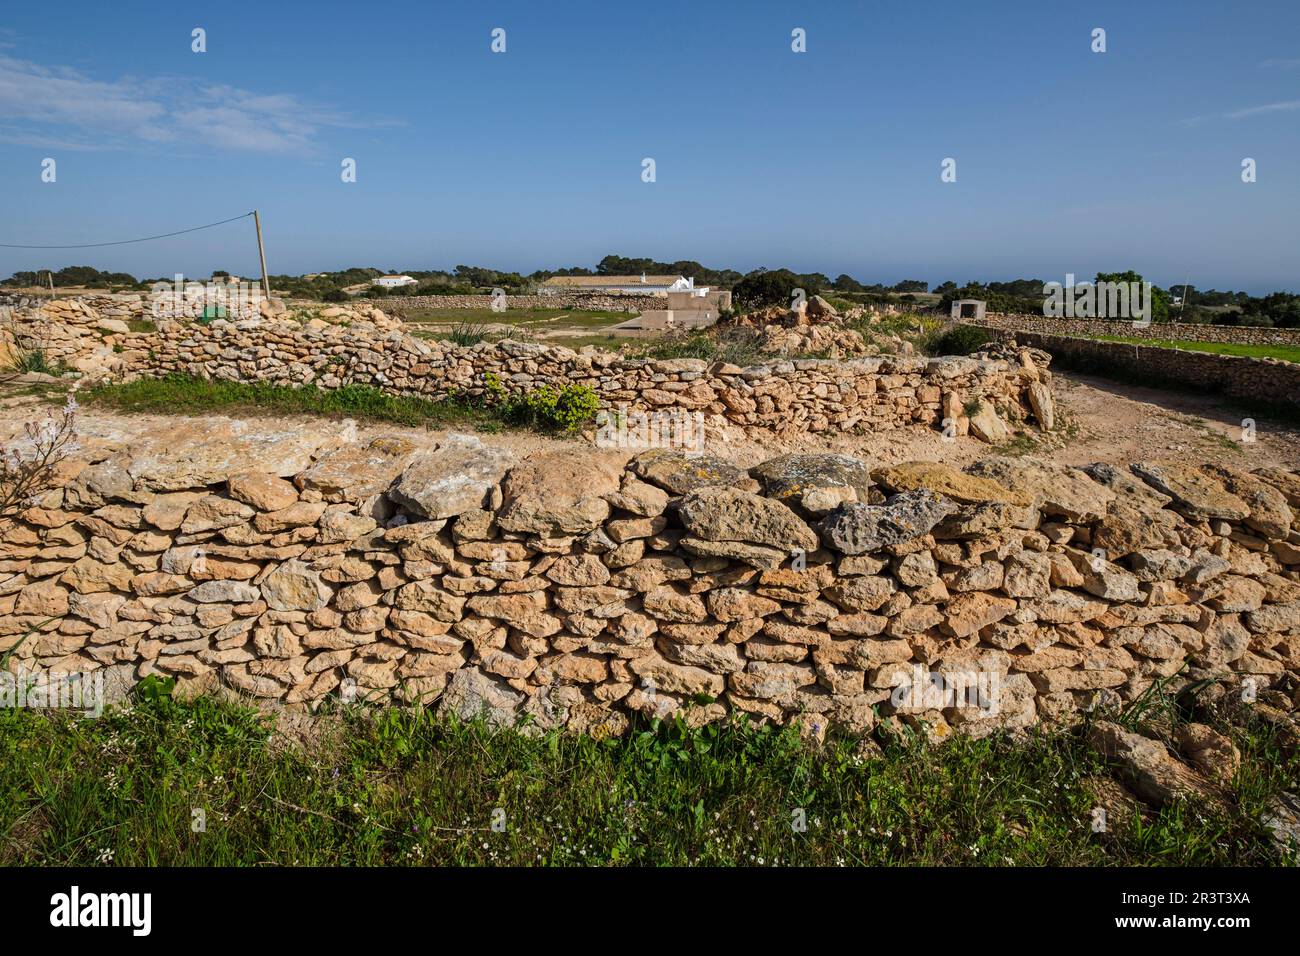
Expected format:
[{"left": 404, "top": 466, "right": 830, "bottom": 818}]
[{"left": 253, "top": 209, "right": 271, "bottom": 302}]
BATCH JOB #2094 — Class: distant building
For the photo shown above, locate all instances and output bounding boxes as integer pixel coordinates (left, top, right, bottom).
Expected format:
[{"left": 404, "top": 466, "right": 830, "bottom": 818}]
[
  {"left": 373, "top": 274, "right": 418, "bottom": 289},
  {"left": 540, "top": 274, "right": 706, "bottom": 295}
]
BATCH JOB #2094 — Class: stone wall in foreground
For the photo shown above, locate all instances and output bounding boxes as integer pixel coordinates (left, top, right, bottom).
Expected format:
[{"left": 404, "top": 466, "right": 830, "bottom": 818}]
[{"left": 4, "top": 433, "right": 1298, "bottom": 738}]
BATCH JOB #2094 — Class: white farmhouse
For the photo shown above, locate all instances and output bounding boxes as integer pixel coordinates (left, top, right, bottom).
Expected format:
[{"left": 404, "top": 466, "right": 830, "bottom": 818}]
[
  {"left": 372, "top": 274, "right": 418, "bottom": 289},
  {"left": 539, "top": 274, "right": 707, "bottom": 296}
]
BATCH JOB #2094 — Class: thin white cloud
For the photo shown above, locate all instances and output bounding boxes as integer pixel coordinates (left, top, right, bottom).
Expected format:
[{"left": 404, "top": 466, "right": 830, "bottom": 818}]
[
  {"left": 1224, "top": 99, "right": 1300, "bottom": 119},
  {"left": 1179, "top": 99, "right": 1300, "bottom": 126},
  {"left": 1260, "top": 58, "right": 1300, "bottom": 70},
  {"left": 0, "top": 53, "right": 393, "bottom": 154}
]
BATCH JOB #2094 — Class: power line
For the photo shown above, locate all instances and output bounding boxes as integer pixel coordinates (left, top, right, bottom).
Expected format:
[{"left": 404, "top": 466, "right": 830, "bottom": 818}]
[{"left": 0, "top": 212, "right": 254, "bottom": 250}]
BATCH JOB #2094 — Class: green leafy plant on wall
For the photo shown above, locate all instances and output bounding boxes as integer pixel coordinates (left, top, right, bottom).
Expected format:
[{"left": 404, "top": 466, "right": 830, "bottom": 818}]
[{"left": 482, "top": 372, "right": 600, "bottom": 433}]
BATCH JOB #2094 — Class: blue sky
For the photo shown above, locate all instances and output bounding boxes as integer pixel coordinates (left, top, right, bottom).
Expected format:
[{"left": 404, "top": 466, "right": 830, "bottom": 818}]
[{"left": 1, "top": 0, "right": 1297, "bottom": 291}]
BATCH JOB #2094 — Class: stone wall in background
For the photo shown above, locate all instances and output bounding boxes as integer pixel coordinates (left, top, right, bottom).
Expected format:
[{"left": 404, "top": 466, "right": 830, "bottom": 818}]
[
  {"left": 976, "top": 313, "right": 1300, "bottom": 346},
  {"left": 4, "top": 434, "right": 1298, "bottom": 738},
  {"left": 2, "top": 296, "right": 1048, "bottom": 441},
  {"left": 989, "top": 329, "right": 1300, "bottom": 412},
  {"left": 382, "top": 293, "right": 663, "bottom": 314},
  {"left": 1, "top": 298, "right": 129, "bottom": 374},
  {"left": 118, "top": 315, "right": 1040, "bottom": 442}
]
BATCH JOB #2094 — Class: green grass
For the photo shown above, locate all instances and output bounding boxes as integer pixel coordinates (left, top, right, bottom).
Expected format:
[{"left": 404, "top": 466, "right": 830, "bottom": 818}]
[
  {"left": 4, "top": 348, "right": 63, "bottom": 376},
  {"left": 79, "top": 374, "right": 597, "bottom": 435},
  {"left": 81, "top": 375, "right": 502, "bottom": 430},
  {"left": 1091, "top": 335, "right": 1300, "bottom": 364},
  {"left": 1, "top": 690, "right": 1294, "bottom": 866}
]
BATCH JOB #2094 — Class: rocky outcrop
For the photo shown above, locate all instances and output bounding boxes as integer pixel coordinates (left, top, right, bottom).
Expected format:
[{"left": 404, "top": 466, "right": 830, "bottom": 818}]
[{"left": 5, "top": 437, "right": 1300, "bottom": 739}]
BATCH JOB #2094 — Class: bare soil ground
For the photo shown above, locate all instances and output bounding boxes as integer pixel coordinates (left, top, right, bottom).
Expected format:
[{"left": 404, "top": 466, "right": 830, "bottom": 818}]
[{"left": 1, "top": 369, "right": 1296, "bottom": 473}]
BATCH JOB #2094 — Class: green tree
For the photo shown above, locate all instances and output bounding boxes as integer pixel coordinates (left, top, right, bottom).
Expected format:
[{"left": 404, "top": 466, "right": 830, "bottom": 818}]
[{"left": 1095, "top": 271, "right": 1169, "bottom": 323}]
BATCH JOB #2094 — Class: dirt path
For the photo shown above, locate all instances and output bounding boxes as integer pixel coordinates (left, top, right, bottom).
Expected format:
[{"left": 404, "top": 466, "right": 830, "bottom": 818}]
[{"left": 1, "top": 368, "right": 1296, "bottom": 473}]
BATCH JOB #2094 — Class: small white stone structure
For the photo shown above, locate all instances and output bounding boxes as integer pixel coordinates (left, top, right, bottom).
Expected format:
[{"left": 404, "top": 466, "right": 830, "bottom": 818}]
[{"left": 951, "top": 299, "right": 987, "bottom": 321}]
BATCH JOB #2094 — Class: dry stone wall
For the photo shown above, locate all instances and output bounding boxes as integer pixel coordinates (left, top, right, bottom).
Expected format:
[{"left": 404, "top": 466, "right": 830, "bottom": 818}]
[
  {"left": 384, "top": 293, "right": 662, "bottom": 313},
  {"left": 1, "top": 297, "right": 130, "bottom": 373},
  {"left": 988, "top": 329, "right": 1300, "bottom": 412},
  {"left": 4, "top": 434, "right": 1299, "bottom": 739},
  {"left": 123, "top": 317, "right": 1039, "bottom": 441},
  {"left": 3, "top": 300, "right": 1044, "bottom": 441},
  {"left": 976, "top": 313, "right": 1300, "bottom": 346}
]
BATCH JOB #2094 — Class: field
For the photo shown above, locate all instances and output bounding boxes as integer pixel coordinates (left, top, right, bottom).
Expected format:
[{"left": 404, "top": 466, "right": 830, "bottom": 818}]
[{"left": 2, "top": 689, "right": 1295, "bottom": 866}]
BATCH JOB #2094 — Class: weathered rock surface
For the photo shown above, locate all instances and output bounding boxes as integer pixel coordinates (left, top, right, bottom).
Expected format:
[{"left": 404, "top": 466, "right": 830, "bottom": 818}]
[
  {"left": 630, "top": 449, "right": 754, "bottom": 495},
  {"left": 389, "top": 434, "right": 513, "bottom": 519},
  {"left": 873, "top": 460, "right": 1030, "bottom": 506},
  {"left": 1131, "top": 462, "right": 1250, "bottom": 521},
  {"left": 677, "top": 487, "right": 818, "bottom": 553},
  {"left": 1088, "top": 721, "right": 1213, "bottom": 805},
  {"left": 298, "top": 435, "right": 419, "bottom": 501},
  {"left": 497, "top": 451, "right": 623, "bottom": 534},
  {"left": 966, "top": 457, "right": 1114, "bottom": 522},
  {"left": 748, "top": 454, "right": 874, "bottom": 515},
  {"left": 818, "top": 491, "right": 957, "bottom": 555}
]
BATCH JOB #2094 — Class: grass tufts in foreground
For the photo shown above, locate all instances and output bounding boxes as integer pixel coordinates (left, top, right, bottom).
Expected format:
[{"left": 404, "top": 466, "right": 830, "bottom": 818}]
[{"left": 1, "top": 688, "right": 1294, "bottom": 867}]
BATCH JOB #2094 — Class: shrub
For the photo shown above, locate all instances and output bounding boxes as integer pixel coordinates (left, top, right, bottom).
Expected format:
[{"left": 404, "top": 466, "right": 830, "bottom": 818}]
[
  {"left": 1, "top": 398, "right": 77, "bottom": 517},
  {"left": 482, "top": 374, "right": 600, "bottom": 432},
  {"left": 321, "top": 288, "right": 349, "bottom": 303},
  {"left": 503, "top": 383, "right": 601, "bottom": 433},
  {"left": 926, "top": 325, "right": 994, "bottom": 356},
  {"left": 445, "top": 322, "right": 492, "bottom": 346},
  {"left": 8, "top": 349, "right": 54, "bottom": 374},
  {"left": 731, "top": 269, "right": 824, "bottom": 311}
]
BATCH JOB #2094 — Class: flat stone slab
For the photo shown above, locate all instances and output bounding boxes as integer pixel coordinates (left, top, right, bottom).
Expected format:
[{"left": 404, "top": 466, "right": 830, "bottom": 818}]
[
  {"left": 749, "top": 454, "right": 874, "bottom": 515},
  {"left": 818, "top": 490, "right": 957, "bottom": 555},
  {"left": 873, "top": 460, "right": 1030, "bottom": 507},
  {"left": 677, "top": 487, "right": 819, "bottom": 552},
  {"left": 297, "top": 435, "right": 421, "bottom": 501},
  {"left": 966, "top": 456, "right": 1114, "bottom": 523},
  {"left": 389, "top": 434, "right": 513, "bottom": 519},
  {"left": 122, "top": 419, "right": 345, "bottom": 492},
  {"left": 1131, "top": 462, "right": 1249, "bottom": 521},
  {"left": 496, "top": 450, "right": 624, "bottom": 534},
  {"left": 628, "top": 449, "right": 755, "bottom": 496}
]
